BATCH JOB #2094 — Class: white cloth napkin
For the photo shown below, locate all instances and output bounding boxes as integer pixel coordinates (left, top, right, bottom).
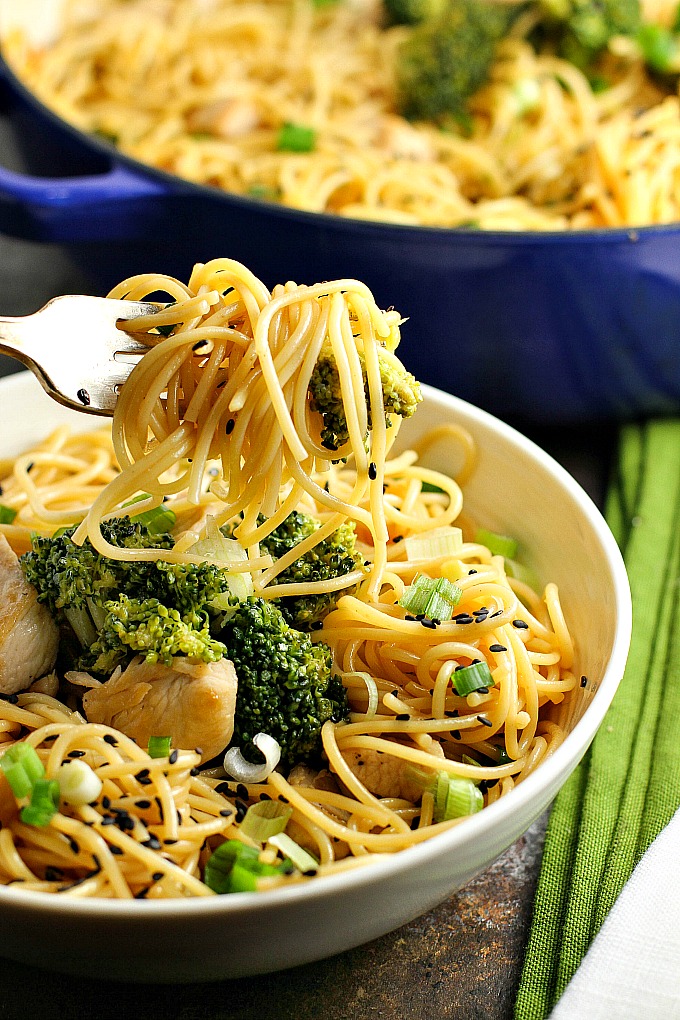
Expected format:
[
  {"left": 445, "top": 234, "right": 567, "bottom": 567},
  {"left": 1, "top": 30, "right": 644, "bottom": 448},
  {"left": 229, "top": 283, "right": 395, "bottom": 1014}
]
[{"left": 550, "top": 807, "right": 680, "bottom": 1019}]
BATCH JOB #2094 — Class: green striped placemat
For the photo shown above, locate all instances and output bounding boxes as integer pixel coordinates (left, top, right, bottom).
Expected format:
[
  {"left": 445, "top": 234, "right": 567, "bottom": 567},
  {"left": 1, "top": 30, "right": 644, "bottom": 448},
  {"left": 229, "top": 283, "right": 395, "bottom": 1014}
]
[{"left": 515, "top": 419, "right": 680, "bottom": 1020}]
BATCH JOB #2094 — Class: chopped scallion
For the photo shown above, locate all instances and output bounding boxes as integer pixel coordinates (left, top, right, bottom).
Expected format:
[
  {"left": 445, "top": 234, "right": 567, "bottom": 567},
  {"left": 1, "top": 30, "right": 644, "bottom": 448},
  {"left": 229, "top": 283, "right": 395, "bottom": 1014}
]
[
  {"left": 267, "top": 832, "right": 319, "bottom": 873},
  {"left": 20, "top": 778, "right": 60, "bottom": 827},
  {"left": 57, "top": 759, "right": 103, "bottom": 805},
  {"left": 0, "top": 742, "right": 45, "bottom": 798},
  {"left": 204, "top": 839, "right": 287, "bottom": 894},
  {"left": 404, "top": 526, "right": 463, "bottom": 561},
  {"left": 453, "top": 660, "right": 494, "bottom": 697},
  {"left": 223, "top": 733, "right": 282, "bottom": 783},
  {"left": 147, "top": 735, "right": 172, "bottom": 759},
  {"left": 420, "top": 481, "right": 446, "bottom": 494},
  {"left": 399, "top": 573, "right": 462, "bottom": 621},
  {"left": 432, "top": 772, "right": 483, "bottom": 821},
  {"left": 240, "top": 800, "right": 292, "bottom": 842},
  {"left": 0, "top": 504, "right": 17, "bottom": 525},
  {"left": 474, "top": 527, "right": 518, "bottom": 559},
  {"left": 277, "top": 122, "right": 316, "bottom": 153}
]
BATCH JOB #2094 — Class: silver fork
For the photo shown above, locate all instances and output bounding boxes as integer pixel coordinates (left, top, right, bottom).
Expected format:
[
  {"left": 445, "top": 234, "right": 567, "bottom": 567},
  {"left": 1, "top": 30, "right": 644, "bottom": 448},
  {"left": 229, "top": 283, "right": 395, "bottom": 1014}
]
[{"left": 0, "top": 295, "right": 159, "bottom": 416}]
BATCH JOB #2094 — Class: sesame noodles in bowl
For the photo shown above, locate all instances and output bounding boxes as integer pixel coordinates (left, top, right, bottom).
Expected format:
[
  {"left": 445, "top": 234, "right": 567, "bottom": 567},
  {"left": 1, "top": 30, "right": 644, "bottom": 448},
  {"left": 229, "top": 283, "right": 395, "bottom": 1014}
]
[{"left": 0, "top": 326, "right": 630, "bottom": 978}]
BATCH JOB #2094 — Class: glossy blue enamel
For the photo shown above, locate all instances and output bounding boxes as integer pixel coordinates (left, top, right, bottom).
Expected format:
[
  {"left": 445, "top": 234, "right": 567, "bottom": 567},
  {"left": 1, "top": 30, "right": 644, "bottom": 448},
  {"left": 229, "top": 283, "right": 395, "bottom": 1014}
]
[{"left": 1, "top": 54, "right": 680, "bottom": 423}]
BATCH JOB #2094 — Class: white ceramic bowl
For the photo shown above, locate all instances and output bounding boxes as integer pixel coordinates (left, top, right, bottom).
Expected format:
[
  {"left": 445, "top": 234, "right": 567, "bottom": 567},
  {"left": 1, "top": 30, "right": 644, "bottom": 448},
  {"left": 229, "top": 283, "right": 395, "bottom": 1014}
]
[{"left": 0, "top": 372, "right": 631, "bottom": 983}]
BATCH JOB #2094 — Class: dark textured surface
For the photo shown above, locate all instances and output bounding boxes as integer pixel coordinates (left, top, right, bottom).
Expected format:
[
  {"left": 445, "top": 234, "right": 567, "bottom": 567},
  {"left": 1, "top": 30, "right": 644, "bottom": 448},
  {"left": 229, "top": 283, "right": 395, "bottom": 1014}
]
[{"left": 0, "top": 119, "right": 612, "bottom": 1020}]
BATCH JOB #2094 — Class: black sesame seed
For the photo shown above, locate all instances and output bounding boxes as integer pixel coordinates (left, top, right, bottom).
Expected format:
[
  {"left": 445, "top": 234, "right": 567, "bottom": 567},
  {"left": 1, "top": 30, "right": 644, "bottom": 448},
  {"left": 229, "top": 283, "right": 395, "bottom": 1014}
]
[
  {"left": 513, "top": 619, "right": 529, "bottom": 630},
  {"left": 68, "top": 838, "right": 80, "bottom": 854},
  {"left": 135, "top": 800, "right": 151, "bottom": 810},
  {"left": 392, "top": 535, "right": 404, "bottom": 543},
  {"left": 163, "top": 839, "right": 178, "bottom": 845},
  {"left": 103, "top": 734, "right": 118, "bottom": 746},
  {"left": 215, "top": 782, "right": 232, "bottom": 796},
  {"left": 110, "top": 846, "right": 124, "bottom": 856},
  {"left": 302, "top": 869, "right": 318, "bottom": 877},
  {"left": 68, "top": 750, "right": 86, "bottom": 758},
  {"left": 134, "top": 887, "right": 149, "bottom": 899},
  {"left": 489, "top": 644, "right": 507, "bottom": 653},
  {"left": 490, "top": 609, "right": 504, "bottom": 618},
  {"left": 452, "top": 730, "right": 462, "bottom": 740},
  {"left": 142, "top": 836, "right": 162, "bottom": 851},
  {"left": 219, "top": 809, "right": 233, "bottom": 817},
  {"left": 405, "top": 614, "right": 417, "bottom": 622},
  {"left": 152, "top": 872, "right": 164, "bottom": 882},
  {"left": 278, "top": 795, "right": 289, "bottom": 804},
  {"left": 76, "top": 387, "right": 90, "bottom": 406},
  {"left": 421, "top": 618, "right": 436, "bottom": 629},
  {"left": 468, "top": 569, "right": 478, "bottom": 575},
  {"left": 368, "top": 462, "right": 377, "bottom": 480},
  {"left": 7, "top": 693, "right": 18, "bottom": 705},
  {"left": 138, "top": 776, "right": 153, "bottom": 786},
  {"left": 169, "top": 749, "right": 178, "bottom": 765},
  {"left": 190, "top": 767, "right": 200, "bottom": 776},
  {"left": 102, "top": 796, "right": 111, "bottom": 809},
  {"left": 236, "top": 783, "right": 249, "bottom": 800},
  {"left": 259, "top": 793, "right": 272, "bottom": 801},
  {"left": 477, "top": 686, "right": 489, "bottom": 695},
  {"left": 134, "top": 769, "right": 150, "bottom": 781},
  {"left": 225, "top": 418, "right": 235, "bottom": 435},
  {"left": 580, "top": 675, "right": 588, "bottom": 688},
  {"left": 477, "top": 715, "right": 493, "bottom": 727},
  {"left": 192, "top": 339, "right": 208, "bottom": 351},
  {"left": 454, "top": 615, "right": 474, "bottom": 625},
  {"left": 396, "top": 713, "right": 410, "bottom": 721},
  {"left": 235, "top": 803, "right": 248, "bottom": 823}
]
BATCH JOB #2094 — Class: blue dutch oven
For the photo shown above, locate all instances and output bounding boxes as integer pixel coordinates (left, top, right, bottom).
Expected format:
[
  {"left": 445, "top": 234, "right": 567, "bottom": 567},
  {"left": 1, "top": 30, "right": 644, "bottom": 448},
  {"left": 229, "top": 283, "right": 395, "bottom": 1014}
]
[{"left": 1, "top": 13, "right": 680, "bottom": 423}]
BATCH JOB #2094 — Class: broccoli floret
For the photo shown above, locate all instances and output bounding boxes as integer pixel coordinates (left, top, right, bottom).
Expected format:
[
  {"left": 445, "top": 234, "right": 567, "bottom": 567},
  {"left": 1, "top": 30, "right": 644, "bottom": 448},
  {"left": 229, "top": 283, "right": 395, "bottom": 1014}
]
[
  {"left": 20, "top": 520, "right": 234, "bottom": 674},
  {"left": 219, "top": 598, "right": 349, "bottom": 766},
  {"left": 536, "top": 0, "right": 641, "bottom": 67},
  {"left": 89, "top": 595, "right": 227, "bottom": 672},
  {"left": 255, "top": 511, "right": 363, "bottom": 629},
  {"left": 383, "top": 0, "right": 448, "bottom": 26},
  {"left": 395, "top": 0, "right": 518, "bottom": 126},
  {"left": 308, "top": 344, "right": 422, "bottom": 453}
]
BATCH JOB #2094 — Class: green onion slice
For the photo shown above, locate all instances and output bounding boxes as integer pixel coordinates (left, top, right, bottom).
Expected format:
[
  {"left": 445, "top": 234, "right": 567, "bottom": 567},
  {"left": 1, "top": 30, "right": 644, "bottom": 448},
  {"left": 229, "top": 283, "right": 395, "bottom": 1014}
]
[
  {"left": 420, "top": 481, "right": 446, "bottom": 494},
  {"left": 57, "top": 759, "right": 103, "bottom": 805},
  {"left": 453, "top": 660, "right": 494, "bottom": 697},
  {"left": 191, "top": 517, "right": 253, "bottom": 604},
  {"left": 433, "top": 773, "right": 484, "bottom": 821},
  {"left": 147, "top": 735, "right": 172, "bottom": 759},
  {"left": 268, "top": 832, "right": 319, "bottom": 873},
  {"left": 399, "top": 573, "right": 462, "bottom": 621},
  {"left": 240, "top": 800, "right": 292, "bottom": 842},
  {"left": 277, "top": 122, "right": 316, "bottom": 153},
  {"left": 341, "top": 671, "right": 379, "bottom": 718},
  {"left": 203, "top": 839, "right": 287, "bottom": 894},
  {"left": 20, "top": 778, "right": 60, "bottom": 827},
  {"left": 474, "top": 527, "right": 518, "bottom": 559},
  {"left": 223, "top": 733, "right": 282, "bottom": 784},
  {"left": 404, "top": 526, "right": 462, "bottom": 562},
  {"left": 0, "top": 742, "right": 45, "bottom": 798},
  {"left": 0, "top": 504, "right": 17, "bottom": 525}
]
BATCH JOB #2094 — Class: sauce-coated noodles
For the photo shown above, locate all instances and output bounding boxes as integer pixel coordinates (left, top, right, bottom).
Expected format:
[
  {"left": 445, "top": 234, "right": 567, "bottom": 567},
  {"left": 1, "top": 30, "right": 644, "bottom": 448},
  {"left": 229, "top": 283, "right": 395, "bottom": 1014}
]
[{"left": 0, "top": 260, "right": 577, "bottom": 897}]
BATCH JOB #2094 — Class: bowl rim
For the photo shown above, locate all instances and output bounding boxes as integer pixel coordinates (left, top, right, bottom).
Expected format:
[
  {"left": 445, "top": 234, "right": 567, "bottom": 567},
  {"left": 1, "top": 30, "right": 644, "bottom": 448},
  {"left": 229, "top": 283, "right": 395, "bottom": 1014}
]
[
  {"left": 0, "top": 35, "right": 679, "bottom": 244},
  {"left": 0, "top": 371, "right": 633, "bottom": 920}
]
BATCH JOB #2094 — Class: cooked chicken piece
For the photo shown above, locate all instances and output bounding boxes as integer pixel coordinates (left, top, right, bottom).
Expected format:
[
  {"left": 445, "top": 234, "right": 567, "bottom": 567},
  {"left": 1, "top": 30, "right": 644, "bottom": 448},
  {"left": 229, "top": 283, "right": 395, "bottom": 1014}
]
[
  {"left": 186, "top": 98, "right": 260, "bottom": 139},
  {"left": 0, "top": 534, "right": 59, "bottom": 695},
  {"left": 288, "top": 763, "right": 339, "bottom": 793},
  {"left": 83, "top": 655, "right": 238, "bottom": 763},
  {"left": 374, "top": 115, "right": 434, "bottom": 162},
  {"left": 339, "top": 748, "right": 423, "bottom": 802}
]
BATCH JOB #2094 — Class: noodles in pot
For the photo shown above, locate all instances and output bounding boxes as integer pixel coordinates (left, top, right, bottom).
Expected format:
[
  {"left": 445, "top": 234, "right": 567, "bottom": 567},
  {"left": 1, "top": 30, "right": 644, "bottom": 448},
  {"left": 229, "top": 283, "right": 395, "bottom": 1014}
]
[
  {"left": 4, "top": 0, "right": 680, "bottom": 228},
  {"left": 0, "top": 259, "right": 577, "bottom": 898}
]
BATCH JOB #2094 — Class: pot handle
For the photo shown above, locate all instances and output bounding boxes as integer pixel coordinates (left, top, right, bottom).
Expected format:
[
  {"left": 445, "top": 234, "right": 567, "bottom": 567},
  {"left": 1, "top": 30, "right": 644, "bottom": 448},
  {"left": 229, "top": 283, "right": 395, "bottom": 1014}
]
[{"left": 0, "top": 162, "right": 170, "bottom": 242}]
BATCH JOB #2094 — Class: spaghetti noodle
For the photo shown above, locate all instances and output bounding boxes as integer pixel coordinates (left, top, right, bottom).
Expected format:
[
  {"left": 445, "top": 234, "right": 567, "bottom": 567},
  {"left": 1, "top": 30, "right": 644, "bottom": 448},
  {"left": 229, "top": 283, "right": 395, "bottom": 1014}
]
[
  {"left": 0, "top": 260, "right": 577, "bottom": 897},
  {"left": 3, "top": 0, "right": 680, "bottom": 228}
]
